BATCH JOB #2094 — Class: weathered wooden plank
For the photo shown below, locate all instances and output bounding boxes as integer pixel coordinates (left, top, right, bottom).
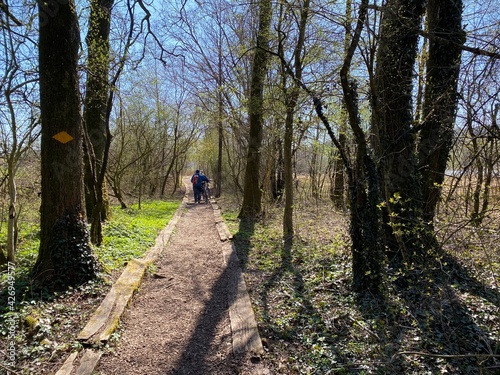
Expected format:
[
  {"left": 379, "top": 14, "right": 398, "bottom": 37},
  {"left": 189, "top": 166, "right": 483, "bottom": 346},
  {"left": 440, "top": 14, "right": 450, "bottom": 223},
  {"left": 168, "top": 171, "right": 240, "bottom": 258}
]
[
  {"left": 55, "top": 351, "right": 78, "bottom": 375},
  {"left": 222, "top": 242, "right": 236, "bottom": 266},
  {"left": 225, "top": 242, "right": 264, "bottom": 355},
  {"left": 216, "top": 222, "right": 229, "bottom": 241},
  {"left": 95, "top": 258, "right": 147, "bottom": 343},
  {"left": 75, "top": 349, "right": 102, "bottom": 375},
  {"left": 77, "top": 258, "right": 148, "bottom": 343},
  {"left": 228, "top": 266, "right": 264, "bottom": 355},
  {"left": 213, "top": 209, "right": 224, "bottom": 223},
  {"left": 76, "top": 287, "right": 116, "bottom": 341},
  {"left": 214, "top": 210, "right": 233, "bottom": 241},
  {"left": 144, "top": 201, "right": 186, "bottom": 263}
]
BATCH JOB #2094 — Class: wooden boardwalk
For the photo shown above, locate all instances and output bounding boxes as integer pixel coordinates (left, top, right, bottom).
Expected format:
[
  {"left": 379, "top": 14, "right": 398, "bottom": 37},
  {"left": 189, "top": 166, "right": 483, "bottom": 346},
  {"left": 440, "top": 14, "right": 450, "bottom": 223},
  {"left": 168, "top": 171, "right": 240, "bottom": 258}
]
[{"left": 55, "top": 181, "right": 263, "bottom": 375}]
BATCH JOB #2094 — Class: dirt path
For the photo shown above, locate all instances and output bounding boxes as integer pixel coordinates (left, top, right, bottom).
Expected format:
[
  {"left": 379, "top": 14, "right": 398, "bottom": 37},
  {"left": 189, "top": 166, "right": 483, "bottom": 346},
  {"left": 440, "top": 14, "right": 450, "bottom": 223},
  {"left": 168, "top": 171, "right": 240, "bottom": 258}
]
[{"left": 95, "top": 182, "right": 268, "bottom": 375}]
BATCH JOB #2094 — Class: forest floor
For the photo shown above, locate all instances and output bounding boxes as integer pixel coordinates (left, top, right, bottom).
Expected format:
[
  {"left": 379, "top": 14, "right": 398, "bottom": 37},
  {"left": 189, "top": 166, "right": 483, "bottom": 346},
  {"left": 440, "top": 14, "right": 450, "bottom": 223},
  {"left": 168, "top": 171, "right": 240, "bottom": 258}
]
[{"left": 1, "top": 180, "right": 499, "bottom": 374}]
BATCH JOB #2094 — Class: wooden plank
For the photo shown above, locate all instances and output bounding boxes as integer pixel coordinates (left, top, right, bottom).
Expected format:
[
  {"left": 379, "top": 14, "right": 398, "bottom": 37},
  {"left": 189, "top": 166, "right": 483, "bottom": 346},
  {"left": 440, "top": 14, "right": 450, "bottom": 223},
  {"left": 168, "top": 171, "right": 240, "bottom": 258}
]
[
  {"left": 76, "top": 287, "right": 116, "bottom": 341},
  {"left": 75, "top": 349, "right": 102, "bottom": 375},
  {"left": 95, "top": 258, "right": 147, "bottom": 343},
  {"left": 214, "top": 210, "right": 233, "bottom": 241},
  {"left": 222, "top": 242, "right": 236, "bottom": 266},
  {"left": 55, "top": 351, "right": 78, "bottom": 375},
  {"left": 144, "top": 201, "right": 186, "bottom": 264},
  {"left": 226, "top": 242, "right": 264, "bottom": 355},
  {"left": 78, "top": 258, "right": 148, "bottom": 343},
  {"left": 228, "top": 266, "right": 264, "bottom": 355},
  {"left": 213, "top": 209, "right": 224, "bottom": 223},
  {"left": 216, "top": 222, "right": 229, "bottom": 241}
]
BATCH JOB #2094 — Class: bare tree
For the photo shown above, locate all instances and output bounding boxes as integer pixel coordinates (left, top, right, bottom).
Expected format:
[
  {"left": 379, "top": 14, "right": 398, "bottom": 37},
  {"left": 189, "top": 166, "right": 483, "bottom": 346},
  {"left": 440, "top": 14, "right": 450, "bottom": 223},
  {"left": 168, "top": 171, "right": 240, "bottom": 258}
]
[{"left": 0, "top": 4, "right": 39, "bottom": 264}]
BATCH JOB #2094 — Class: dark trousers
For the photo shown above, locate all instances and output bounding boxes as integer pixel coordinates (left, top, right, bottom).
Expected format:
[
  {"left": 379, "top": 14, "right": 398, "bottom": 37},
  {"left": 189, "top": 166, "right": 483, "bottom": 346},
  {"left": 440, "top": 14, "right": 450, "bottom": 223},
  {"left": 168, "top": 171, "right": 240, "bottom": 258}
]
[{"left": 193, "top": 185, "right": 203, "bottom": 202}]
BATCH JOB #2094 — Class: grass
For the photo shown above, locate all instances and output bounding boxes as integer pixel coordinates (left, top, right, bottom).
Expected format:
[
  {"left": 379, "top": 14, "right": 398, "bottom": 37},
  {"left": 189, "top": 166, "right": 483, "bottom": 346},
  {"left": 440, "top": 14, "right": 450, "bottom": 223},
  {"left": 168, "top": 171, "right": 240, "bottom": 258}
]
[{"left": 0, "top": 199, "right": 181, "bottom": 374}]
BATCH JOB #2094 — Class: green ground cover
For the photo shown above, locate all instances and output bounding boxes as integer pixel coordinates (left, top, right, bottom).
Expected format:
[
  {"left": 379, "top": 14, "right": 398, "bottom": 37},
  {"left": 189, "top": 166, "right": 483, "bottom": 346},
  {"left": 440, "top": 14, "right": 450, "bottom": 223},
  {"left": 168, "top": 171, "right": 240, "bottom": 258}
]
[{"left": 0, "top": 199, "right": 181, "bottom": 374}]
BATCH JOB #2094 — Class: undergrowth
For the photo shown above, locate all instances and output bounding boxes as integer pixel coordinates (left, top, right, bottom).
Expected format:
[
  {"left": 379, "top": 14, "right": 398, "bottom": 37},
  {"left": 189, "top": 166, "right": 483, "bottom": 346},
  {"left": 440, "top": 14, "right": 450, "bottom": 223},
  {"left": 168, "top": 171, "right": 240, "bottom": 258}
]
[
  {"left": 220, "top": 196, "right": 500, "bottom": 375},
  {"left": 0, "top": 199, "right": 180, "bottom": 374}
]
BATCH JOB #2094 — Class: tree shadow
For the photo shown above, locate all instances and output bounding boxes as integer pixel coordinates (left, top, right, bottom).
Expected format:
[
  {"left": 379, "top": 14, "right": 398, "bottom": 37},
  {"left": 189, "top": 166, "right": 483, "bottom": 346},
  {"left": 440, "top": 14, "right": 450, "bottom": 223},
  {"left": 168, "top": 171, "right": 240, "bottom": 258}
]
[
  {"left": 231, "top": 218, "right": 256, "bottom": 272},
  {"left": 255, "top": 233, "right": 351, "bottom": 370},
  {"left": 166, "top": 256, "right": 234, "bottom": 374},
  {"left": 357, "top": 251, "right": 500, "bottom": 374},
  {"left": 175, "top": 211, "right": 498, "bottom": 373},
  {"left": 167, "top": 216, "right": 258, "bottom": 374}
]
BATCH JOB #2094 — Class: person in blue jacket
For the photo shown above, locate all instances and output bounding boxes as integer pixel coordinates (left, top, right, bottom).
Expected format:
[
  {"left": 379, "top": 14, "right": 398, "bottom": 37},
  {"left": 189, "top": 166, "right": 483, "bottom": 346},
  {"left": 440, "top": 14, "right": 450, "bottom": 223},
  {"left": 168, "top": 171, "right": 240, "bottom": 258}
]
[{"left": 191, "top": 169, "right": 209, "bottom": 203}]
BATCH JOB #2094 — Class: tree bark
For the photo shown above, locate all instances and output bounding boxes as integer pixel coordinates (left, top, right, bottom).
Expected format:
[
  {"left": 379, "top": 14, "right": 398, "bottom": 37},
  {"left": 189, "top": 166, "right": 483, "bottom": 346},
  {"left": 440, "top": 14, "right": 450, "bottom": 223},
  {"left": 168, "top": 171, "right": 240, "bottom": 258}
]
[
  {"left": 371, "top": 0, "right": 426, "bottom": 262},
  {"left": 84, "top": 0, "right": 114, "bottom": 244},
  {"left": 33, "top": 0, "right": 100, "bottom": 288},
  {"left": 282, "top": 0, "right": 310, "bottom": 245},
  {"left": 239, "top": 0, "right": 272, "bottom": 219},
  {"left": 339, "top": 0, "right": 385, "bottom": 294},
  {"left": 418, "top": 0, "right": 465, "bottom": 225}
]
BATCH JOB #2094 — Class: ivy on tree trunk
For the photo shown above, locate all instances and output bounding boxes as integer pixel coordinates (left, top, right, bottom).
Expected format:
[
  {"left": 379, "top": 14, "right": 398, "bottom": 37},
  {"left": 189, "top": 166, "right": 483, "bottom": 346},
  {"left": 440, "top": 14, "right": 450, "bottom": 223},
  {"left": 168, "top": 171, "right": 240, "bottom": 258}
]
[{"left": 33, "top": 0, "right": 100, "bottom": 289}]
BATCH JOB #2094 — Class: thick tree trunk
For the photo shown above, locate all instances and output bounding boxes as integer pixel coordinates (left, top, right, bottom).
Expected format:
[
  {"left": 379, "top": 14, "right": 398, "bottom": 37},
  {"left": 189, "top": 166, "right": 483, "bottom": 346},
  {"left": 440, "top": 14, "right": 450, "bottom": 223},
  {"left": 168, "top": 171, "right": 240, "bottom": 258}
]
[
  {"left": 33, "top": 0, "right": 99, "bottom": 288},
  {"left": 371, "top": 0, "right": 426, "bottom": 262},
  {"left": 418, "top": 0, "right": 465, "bottom": 225},
  {"left": 239, "top": 0, "right": 272, "bottom": 219}
]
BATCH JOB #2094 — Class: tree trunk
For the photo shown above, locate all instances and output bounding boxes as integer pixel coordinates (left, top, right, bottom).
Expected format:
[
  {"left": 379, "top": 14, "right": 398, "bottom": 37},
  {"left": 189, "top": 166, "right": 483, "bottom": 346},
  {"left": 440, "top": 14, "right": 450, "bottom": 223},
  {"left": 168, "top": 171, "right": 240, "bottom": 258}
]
[
  {"left": 270, "top": 138, "right": 284, "bottom": 201},
  {"left": 6, "top": 171, "right": 17, "bottom": 262},
  {"left": 418, "top": 0, "right": 465, "bottom": 225},
  {"left": 239, "top": 0, "right": 272, "bottom": 219},
  {"left": 371, "top": 0, "right": 426, "bottom": 263},
  {"left": 84, "top": 0, "right": 114, "bottom": 242},
  {"left": 33, "top": 0, "right": 100, "bottom": 288},
  {"left": 283, "top": 104, "right": 294, "bottom": 246},
  {"left": 339, "top": 0, "right": 385, "bottom": 294},
  {"left": 331, "top": 0, "right": 351, "bottom": 210}
]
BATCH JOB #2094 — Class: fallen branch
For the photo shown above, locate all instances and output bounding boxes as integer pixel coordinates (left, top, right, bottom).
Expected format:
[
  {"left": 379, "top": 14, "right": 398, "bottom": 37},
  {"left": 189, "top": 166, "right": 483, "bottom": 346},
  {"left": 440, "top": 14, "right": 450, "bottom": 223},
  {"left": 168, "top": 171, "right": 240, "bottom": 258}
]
[{"left": 397, "top": 351, "right": 500, "bottom": 359}]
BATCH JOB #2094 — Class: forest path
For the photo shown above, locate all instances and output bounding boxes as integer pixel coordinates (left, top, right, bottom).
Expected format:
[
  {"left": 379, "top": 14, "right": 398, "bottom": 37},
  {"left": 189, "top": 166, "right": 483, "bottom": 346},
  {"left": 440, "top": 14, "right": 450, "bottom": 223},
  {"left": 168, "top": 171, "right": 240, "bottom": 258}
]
[{"left": 94, "top": 178, "right": 268, "bottom": 375}]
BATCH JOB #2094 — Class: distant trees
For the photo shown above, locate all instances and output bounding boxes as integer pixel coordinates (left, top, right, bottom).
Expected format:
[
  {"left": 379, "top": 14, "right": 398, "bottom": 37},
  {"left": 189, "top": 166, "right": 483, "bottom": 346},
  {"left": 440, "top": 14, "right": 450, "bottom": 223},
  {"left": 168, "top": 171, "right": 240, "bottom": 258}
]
[
  {"left": 0, "top": 4, "right": 39, "bottom": 265},
  {"left": 106, "top": 65, "right": 199, "bottom": 206}
]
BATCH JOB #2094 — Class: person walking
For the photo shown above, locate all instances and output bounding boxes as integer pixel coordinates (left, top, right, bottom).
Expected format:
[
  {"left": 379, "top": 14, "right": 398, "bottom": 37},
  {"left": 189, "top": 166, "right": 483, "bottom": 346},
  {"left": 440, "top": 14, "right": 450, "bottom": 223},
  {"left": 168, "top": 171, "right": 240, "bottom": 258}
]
[{"left": 191, "top": 169, "right": 208, "bottom": 203}]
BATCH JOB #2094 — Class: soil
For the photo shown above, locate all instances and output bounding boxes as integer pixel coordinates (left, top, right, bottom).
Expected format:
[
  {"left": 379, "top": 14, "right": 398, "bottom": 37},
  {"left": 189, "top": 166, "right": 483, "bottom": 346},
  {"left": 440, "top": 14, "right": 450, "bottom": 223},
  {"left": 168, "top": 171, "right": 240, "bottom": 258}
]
[{"left": 95, "top": 186, "right": 270, "bottom": 374}]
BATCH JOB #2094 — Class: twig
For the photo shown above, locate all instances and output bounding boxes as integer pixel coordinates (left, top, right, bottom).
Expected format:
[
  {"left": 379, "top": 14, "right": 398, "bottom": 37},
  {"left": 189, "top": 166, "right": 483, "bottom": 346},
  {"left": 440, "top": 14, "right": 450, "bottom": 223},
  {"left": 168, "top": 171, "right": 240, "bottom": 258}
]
[
  {"left": 0, "top": 361, "right": 20, "bottom": 375},
  {"left": 396, "top": 351, "right": 500, "bottom": 359}
]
